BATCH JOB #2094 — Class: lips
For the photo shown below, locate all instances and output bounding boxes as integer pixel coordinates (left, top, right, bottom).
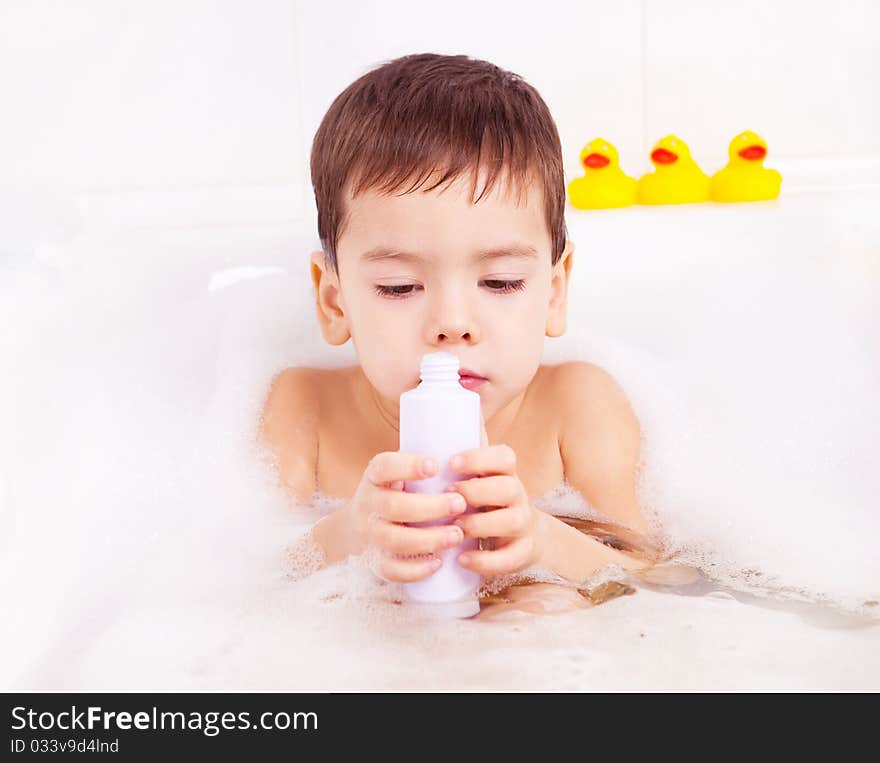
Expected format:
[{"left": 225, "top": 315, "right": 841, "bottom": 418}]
[
  {"left": 651, "top": 148, "right": 678, "bottom": 164},
  {"left": 738, "top": 144, "right": 766, "bottom": 160},
  {"left": 583, "top": 153, "right": 610, "bottom": 168},
  {"left": 459, "top": 368, "right": 486, "bottom": 380}
]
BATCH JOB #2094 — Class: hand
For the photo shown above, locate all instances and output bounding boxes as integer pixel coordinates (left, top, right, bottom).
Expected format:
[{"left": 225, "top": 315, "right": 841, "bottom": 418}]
[
  {"left": 345, "top": 451, "right": 469, "bottom": 583},
  {"left": 447, "top": 413, "right": 548, "bottom": 576}
]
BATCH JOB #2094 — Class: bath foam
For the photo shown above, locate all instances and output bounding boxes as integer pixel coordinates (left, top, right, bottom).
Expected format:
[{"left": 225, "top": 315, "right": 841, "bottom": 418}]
[
  {"left": 547, "top": 329, "right": 879, "bottom": 615},
  {"left": 2, "top": 222, "right": 878, "bottom": 690},
  {"left": 280, "top": 481, "right": 636, "bottom": 602},
  {"left": 284, "top": 527, "right": 327, "bottom": 583}
]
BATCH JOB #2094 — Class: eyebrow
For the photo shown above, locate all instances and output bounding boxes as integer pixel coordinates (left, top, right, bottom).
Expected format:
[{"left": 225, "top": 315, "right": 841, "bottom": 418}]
[{"left": 360, "top": 244, "right": 539, "bottom": 264}]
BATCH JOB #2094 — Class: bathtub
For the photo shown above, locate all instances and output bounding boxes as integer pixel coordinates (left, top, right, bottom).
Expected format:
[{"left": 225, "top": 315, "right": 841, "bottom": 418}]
[{"left": 1, "top": 187, "right": 878, "bottom": 691}]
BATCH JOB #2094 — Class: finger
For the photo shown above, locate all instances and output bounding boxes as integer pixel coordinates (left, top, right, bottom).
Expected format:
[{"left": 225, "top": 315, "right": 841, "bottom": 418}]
[
  {"left": 378, "top": 490, "right": 467, "bottom": 524},
  {"left": 452, "top": 474, "right": 520, "bottom": 510},
  {"left": 457, "top": 536, "right": 534, "bottom": 575},
  {"left": 372, "top": 518, "right": 464, "bottom": 555},
  {"left": 451, "top": 443, "right": 517, "bottom": 478},
  {"left": 453, "top": 504, "right": 528, "bottom": 539},
  {"left": 368, "top": 451, "right": 438, "bottom": 487},
  {"left": 373, "top": 551, "right": 443, "bottom": 583}
]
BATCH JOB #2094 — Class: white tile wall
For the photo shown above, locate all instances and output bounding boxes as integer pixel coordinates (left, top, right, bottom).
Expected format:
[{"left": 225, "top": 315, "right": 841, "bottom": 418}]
[
  {"left": 2, "top": 0, "right": 878, "bottom": 233},
  {"left": 0, "top": 0, "right": 304, "bottom": 228},
  {"left": 293, "top": 0, "right": 645, "bottom": 202},
  {"left": 643, "top": 0, "right": 880, "bottom": 173}
]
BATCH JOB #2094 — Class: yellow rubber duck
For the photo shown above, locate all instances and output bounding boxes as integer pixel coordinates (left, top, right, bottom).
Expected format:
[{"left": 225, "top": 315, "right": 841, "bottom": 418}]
[
  {"left": 567, "top": 138, "right": 636, "bottom": 209},
  {"left": 637, "top": 135, "right": 709, "bottom": 205},
  {"left": 710, "top": 130, "right": 782, "bottom": 202}
]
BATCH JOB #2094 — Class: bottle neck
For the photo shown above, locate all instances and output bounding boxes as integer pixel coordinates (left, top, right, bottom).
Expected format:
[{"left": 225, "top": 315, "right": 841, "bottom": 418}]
[
  {"left": 419, "top": 373, "right": 460, "bottom": 385},
  {"left": 418, "top": 351, "right": 460, "bottom": 384}
]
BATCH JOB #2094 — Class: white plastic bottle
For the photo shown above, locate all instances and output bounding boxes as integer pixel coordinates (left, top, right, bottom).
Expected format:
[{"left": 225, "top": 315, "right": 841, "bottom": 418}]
[{"left": 399, "top": 351, "right": 482, "bottom": 618}]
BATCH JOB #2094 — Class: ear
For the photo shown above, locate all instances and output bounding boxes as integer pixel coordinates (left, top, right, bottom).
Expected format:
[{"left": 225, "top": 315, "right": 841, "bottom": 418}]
[
  {"left": 545, "top": 239, "right": 574, "bottom": 338},
  {"left": 310, "top": 250, "right": 351, "bottom": 346}
]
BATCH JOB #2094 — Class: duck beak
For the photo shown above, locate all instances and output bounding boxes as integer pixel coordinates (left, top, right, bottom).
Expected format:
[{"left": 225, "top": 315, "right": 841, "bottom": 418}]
[
  {"left": 651, "top": 148, "right": 678, "bottom": 164},
  {"left": 738, "top": 145, "right": 767, "bottom": 160},
  {"left": 583, "top": 153, "right": 610, "bottom": 169}
]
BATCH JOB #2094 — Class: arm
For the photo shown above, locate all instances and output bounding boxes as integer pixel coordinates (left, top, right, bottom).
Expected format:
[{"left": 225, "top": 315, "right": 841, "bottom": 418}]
[
  {"left": 258, "top": 368, "right": 357, "bottom": 565},
  {"left": 311, "top": 508, "right": 360, "bottom": 564},
  {"left": 535, "top": 511, "right": 650, "bottom": 584},
  {"left": 535, "top": 362, "right": 656, "bottom": 584}
]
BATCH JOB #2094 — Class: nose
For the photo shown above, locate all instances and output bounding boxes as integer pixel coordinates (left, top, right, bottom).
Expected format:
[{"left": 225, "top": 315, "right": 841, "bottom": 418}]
[
  {"left": 436, "top": 326, "right": 473, "bottom": 344},
  {"left": 433, "top": 317, "right": 476, "bottom": 344},
  {"left": 426, "top": 289, "right": 479, "bottom": 346}
]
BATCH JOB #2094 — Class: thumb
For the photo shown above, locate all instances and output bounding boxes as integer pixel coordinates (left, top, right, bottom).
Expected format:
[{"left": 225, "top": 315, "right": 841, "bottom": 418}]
[{"left": 480, "top": 408, "right": 489, "bottom": 448}]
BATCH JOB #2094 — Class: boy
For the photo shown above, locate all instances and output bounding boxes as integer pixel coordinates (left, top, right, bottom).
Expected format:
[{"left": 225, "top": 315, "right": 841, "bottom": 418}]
[{"left": 259, "top": 53, "right": 657, "bottom": 599}]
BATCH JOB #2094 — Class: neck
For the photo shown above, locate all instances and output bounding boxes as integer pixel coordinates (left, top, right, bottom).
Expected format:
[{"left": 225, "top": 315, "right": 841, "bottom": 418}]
[{"left": 351, "top": 365, "right": 528, "bottom": 448}]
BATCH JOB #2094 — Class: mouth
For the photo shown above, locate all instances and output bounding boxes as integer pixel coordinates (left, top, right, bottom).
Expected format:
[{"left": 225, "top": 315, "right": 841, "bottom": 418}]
[
  {"left": 459, "top": 376, "right": 487, "bottom": 391},
  {"left": 583, "top": 153, "right": 610, "bottom": 169},
  {"left": 459, "top": 368, "right": 487, "bottom": 381},
  {"left": 651, "top": 148, "right": 678, "bottom": 164},
  {"left": 459, "top": 368, "right": 487, "bottom": 391},
  {"left": 738, "top": 144, "right": 766, "bottom": 160}
]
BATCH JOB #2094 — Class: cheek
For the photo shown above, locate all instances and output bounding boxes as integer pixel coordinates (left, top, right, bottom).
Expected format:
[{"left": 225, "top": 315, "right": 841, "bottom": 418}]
[
  {"left": 347, "top": 294, "right": 402, "bottom": 342},
  {"left": 361, "top": 356, "right": 421, "bottom": 401},
  {"left": 496, "top": 291, "right": 547, "bottom": 328},
  {"left": 351, "top": 323, "right": 420, "bottom": 393}
]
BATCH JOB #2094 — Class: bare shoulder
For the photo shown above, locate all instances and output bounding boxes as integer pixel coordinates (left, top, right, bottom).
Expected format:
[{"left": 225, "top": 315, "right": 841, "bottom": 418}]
[
  {"left": 259, "top": 366, "right": 321, "bottom": 433},
  {"left": 552, "top": 361, "right": 646, "bottom": 532},
  {"left": 553, "top": 361, "right": 639, "bottom": 429},
  {"left": 257, "top": 366, "right": 321, "bottom": 505}
]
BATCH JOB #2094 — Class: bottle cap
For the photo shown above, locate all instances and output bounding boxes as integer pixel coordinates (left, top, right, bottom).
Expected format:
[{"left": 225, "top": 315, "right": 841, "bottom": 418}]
[{"left": 419, "top": 351, "right": 460, "bottom": 383}]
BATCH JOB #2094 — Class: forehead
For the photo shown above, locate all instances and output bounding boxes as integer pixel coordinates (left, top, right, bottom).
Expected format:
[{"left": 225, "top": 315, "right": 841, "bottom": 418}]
[{"left": 340, "top": 167, "right": 550, "bottom": 260}]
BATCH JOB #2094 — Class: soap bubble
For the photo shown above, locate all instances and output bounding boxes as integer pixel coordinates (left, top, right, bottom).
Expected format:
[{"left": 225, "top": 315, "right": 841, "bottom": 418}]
[{"left": 2, "top": 193, "right": 878, "bottom": 690}]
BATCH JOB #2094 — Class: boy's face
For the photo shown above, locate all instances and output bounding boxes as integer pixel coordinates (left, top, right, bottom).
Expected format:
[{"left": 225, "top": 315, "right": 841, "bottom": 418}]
[{"left": 311, "top": 167, "right": 573, "bottom": 424}]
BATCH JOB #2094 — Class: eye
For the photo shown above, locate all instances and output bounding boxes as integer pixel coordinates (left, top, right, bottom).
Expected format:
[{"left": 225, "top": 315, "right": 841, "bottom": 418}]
[
  {"left": 372, "top": 280, "right": 526, "bottom": 299},
  {"left": 373, "top": 284, "right": 421, "bottom": 299},
  {"left": 482, "top": 279, "right": 526, "bottom": 293}
]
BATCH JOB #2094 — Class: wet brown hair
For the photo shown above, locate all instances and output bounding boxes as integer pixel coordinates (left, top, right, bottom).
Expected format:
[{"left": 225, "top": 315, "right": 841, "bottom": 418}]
[{"left": 310, "top": 53, "right": 568, "bottom": 274}]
